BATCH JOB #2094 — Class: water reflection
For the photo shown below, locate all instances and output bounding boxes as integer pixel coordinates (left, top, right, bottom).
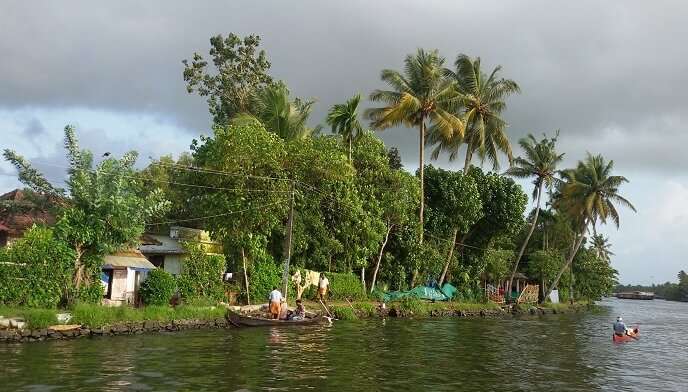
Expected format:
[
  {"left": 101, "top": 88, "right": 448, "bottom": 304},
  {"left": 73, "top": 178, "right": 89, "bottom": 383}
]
[{"left": 1, "top": 299, "right": 687, "bottom": 391}]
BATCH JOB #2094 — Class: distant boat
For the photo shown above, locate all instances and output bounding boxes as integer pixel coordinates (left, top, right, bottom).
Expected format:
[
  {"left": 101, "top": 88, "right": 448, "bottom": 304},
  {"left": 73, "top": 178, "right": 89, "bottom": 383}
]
[{"left": 615, "top": 291, "right": 655, "bottom": 300}]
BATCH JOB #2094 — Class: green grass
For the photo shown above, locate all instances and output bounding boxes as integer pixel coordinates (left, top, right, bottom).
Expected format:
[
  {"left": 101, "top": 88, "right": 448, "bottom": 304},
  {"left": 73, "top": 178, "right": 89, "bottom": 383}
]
[
  {"left": 330, "top": 305, "right": 357, "bottom": 320},
  {"left": 70, "top": 303, "right": 226, "bottom": 327},
  {"left": 0, "top": 306, "right": 58, "bottom": 329}
]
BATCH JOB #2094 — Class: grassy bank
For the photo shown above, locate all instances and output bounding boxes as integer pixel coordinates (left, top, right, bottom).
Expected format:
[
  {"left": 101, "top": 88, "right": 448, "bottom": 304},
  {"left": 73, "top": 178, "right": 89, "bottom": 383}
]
[{"left": 0, "top": 304, "right": 227, "bottom": 329}]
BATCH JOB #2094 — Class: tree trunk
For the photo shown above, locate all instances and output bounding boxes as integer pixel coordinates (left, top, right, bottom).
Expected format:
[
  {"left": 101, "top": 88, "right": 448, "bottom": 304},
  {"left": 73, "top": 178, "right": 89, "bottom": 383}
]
[
  {"left": 370, "top": 225, "right": 393, "bottom": 293},
  {"left": 569, "top": 265, "right": 574, "bottom": 304},
  {"left": 438, "top": 228, "right": 459, "bottom": 286},
  {"left": 412, "top": 119, "right": 426, "bottom": 288},
  {"left": 507, "top": 182, "right": 543, "bottom": 300},
  {"left": 348, "top": 135, "right": 353, "bottom": 163},
  {"left": 463, "top": 147, "right": 474, "bottom": 173},
  {"left": 418, "top": 119, "right": 426, "bottom": 244},
  {"left": 242, "top": 247, "right": 251, "bottom": 305},
  {"left": 72, "top": 245, "right": 84, "bottom": 290},
  {"left": 361, "top": 266, "right": 366, "bottom": 292},
  {"left": 544, "top": 222, "right": 587, "bottom": 302}
]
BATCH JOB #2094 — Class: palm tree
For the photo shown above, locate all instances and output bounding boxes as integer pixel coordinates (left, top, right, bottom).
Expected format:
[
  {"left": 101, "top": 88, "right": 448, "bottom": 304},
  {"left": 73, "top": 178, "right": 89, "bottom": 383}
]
[
  {"left": 544, "top": 154, "right": 636, "bottom": 300},
  {"left": 505, "top": 132, "right": 564, "bottom": 298},
  {"left": 326, "top": 94, "right": 364, "bottom": 162},
  {"left": 366, "top": 49, "right": 464, "bottom": 246},
  {"left": 429, "top": 54, "right": 520, "bottom": 172},
  {"left": 254, "top": 82, "right": 316, "bottom": 140},
  {"left": 590, "top": 234, "right": 614, "bottom": 263}
]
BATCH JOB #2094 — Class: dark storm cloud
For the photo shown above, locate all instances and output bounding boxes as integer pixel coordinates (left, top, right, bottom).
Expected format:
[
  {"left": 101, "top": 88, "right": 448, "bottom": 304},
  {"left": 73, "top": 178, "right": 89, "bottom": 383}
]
[{"left": 1, "top": 0, "right": 688, "bottom": 172}]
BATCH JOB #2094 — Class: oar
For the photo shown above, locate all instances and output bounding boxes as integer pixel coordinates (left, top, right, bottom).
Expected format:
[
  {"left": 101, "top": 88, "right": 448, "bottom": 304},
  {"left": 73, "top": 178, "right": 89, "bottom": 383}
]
[{"left": 319, "top": 298, "right": 333, "bottom": 318}]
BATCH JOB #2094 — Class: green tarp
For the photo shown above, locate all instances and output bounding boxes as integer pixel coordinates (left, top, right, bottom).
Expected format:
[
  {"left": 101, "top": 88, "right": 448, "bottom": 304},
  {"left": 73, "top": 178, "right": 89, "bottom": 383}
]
[{"left": 382, "top": 283, "right": 457, "bottom": 302}]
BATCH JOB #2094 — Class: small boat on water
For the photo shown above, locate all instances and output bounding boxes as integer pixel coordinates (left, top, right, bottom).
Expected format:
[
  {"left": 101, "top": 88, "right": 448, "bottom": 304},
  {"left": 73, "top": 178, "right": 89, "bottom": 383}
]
[
  {"left": 615, "top": 291, "right": 654, "bottom": 300},
  {"left": 227, "top": 310, "right": 326, "bottom": 327},
  {"left": 613, "top": 327, "right": 640, "bottom": 343}
]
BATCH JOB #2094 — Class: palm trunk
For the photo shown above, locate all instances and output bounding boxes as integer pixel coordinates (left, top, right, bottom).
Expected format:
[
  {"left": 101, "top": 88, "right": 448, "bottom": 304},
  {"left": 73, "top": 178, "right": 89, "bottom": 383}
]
[
  {"left": 507, "top": 182, "right": 543, "bottom": 300},
  {"left": 242, "top": 247, "right": 250, "bottom": 305},
  {"left": 348, "top": 135, "right": 353, "bottom": 163},
  {"left": 544, "top": 221, "right": 587, "bottom": 302},
  {"left": 463, "top": 147, "right": 474, "bottom": 173},
  {"left": 438, "top": 228, "right": 459, "bottom": 286},
  {"left": 569, "top": 265, "right": 574, "bottom": 304},
  {"left": 361, "top": 266, "right": 366, "bottom": 292},
  {"left": 412, "top": 119, "right": 426, "bottom": 288},
  {"left": 370, "top": 224, "right": 393, "bottom": 293}
]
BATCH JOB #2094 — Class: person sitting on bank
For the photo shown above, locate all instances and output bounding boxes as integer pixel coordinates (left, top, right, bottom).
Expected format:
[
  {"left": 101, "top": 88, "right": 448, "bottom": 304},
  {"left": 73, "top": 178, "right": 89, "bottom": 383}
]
[
  {"left": 613, "top": 316, "right": 628, "bottom": 336},
  {"left": 318, "top": 273, "right": 329, "bottom": 302},
  {"left": 268, "top": 286, "right": 283, "bottom": 320}
]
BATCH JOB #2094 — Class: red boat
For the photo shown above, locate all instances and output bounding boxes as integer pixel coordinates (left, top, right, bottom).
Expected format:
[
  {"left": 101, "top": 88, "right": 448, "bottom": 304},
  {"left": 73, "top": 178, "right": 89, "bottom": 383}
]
[{"left": 612, "top": 327, "right": 639, "bottom": 343}]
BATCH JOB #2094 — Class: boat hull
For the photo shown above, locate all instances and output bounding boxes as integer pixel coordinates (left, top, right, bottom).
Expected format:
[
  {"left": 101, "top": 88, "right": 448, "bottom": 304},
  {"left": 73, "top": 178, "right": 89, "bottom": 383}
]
[
  {"left": 612, "top": 328, "right": 640, "bottom": 343},
  {"left": 227, "top": 311, "right": 325, "bottom": 327}
]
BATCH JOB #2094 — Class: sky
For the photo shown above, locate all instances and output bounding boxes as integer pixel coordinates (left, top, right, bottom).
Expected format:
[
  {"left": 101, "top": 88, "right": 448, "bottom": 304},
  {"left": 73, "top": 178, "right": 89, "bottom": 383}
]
[{"left": 1, "top": 0, "right": 686, "bottom": 284}]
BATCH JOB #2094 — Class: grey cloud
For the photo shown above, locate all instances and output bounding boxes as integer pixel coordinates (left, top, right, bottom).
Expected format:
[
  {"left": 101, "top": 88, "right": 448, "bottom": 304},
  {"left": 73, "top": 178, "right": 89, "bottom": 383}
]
[
  {"left": 1, "top": 0, "right": 688, "bottom": 174},
  {"left": 22, "top": 118, "right": 46, "bottom": 138}
]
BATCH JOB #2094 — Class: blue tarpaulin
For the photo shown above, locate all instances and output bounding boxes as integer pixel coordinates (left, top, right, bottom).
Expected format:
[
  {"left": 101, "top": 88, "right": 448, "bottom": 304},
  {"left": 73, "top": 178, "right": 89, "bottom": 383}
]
[{"left": 382, "top": 283, "right": 458, "bottom": 302}]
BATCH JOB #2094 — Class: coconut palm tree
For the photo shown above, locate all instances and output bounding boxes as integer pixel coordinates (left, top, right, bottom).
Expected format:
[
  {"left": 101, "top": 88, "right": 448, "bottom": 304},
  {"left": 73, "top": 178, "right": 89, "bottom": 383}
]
[
  {"left": 505, "top": 132, "right": 564, "bottom": 298},
  {"left": 366, "top": 49, "right": 464, "bottom": 245},
  {"left": 326, "top": 94, "right": 364, "bottom": 162},
  {"left": 590, "top": 234, "right": 614, "bottom": 263},
  {"left": 254, "top": 82, "right": 316, "bottom": 140},
  {"left": 544, "top": 154, "right": 636, "bottom": 300},
  {"left": 429, "top": 54, "right": 520, "bottom": 172}
]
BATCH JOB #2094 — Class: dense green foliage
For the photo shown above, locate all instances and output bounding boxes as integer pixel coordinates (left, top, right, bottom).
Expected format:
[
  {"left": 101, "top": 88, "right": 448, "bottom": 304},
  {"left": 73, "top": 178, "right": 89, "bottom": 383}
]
[
  {"left": 249, "top": 256, "right": 282, "bottom": 302},
  {"left": 177, "top": 243, "right": 226, "bottom": 302},
  {"left": 139, "top": 269, "right": 177, "bottom": 306},
  {"left": 0, "top": 227, "right": 75, "bottom": 308}
]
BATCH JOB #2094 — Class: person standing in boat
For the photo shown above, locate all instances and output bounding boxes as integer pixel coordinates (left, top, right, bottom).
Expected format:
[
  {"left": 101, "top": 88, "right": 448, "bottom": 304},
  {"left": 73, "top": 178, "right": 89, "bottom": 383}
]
[
  {"left": 268, "top": 286, "right": 283, "bottom": 320},
  {"left": 318, "top": 273, "right": 330, "bottom": 303},
  {"left": 613, "top": 316, "right": 629, "bottom": 336}
]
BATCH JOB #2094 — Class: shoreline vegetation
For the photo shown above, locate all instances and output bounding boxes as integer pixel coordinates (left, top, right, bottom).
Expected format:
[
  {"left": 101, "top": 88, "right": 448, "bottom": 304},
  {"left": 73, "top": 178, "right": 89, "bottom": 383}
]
[
  {"left": 0, "top": 301, "right": 592, "bottom": 343},
  {"left": 2, "top": 32, "right": 635, "bottom": 342}
]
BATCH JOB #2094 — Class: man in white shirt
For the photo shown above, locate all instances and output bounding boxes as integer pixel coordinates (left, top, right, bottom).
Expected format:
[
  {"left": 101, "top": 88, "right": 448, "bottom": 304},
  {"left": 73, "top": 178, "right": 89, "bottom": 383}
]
[
  {"left": 268, "top": 286, "right": 283, "bottom": 319},
  {"left": 318, "top": 273, "right": 329, "bottom": 302}
]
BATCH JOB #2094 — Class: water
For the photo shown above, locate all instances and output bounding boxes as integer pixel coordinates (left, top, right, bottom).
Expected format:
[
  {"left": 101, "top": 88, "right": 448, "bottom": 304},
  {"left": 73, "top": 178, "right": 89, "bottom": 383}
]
[{"left": 1, "top": 299, "right": 687, "bottom": 391}]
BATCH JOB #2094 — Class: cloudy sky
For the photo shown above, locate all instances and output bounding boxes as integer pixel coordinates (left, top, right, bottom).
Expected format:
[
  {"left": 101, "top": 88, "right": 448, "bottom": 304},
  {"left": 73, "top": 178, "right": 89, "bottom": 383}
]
[{"left": 1, "top": 1, "right": 686, "bottom": 284}]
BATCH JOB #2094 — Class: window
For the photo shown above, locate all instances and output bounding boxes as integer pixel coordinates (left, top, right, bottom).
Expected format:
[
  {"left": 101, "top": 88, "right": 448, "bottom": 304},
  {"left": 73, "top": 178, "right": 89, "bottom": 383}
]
[{"left": 148, "top": 255, "right": 165, "bottom": 269}]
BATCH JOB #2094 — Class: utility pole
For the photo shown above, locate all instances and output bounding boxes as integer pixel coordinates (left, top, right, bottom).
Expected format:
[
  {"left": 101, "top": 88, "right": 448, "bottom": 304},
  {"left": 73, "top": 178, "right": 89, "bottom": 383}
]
[{"left": 282, "top": 180, "right": 295, "bottom": 299}]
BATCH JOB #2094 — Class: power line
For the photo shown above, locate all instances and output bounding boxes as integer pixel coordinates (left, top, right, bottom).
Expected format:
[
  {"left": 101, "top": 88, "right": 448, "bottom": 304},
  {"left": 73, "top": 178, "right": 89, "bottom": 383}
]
[
  {"left": 146, "top": 200, "right": 286, "bottom": 226},
  {"left": 24, "top": 160, "right": 291, "bottom": 194},
  {"left": 149, "top": 160, "right": 292, "bottom": 182}
]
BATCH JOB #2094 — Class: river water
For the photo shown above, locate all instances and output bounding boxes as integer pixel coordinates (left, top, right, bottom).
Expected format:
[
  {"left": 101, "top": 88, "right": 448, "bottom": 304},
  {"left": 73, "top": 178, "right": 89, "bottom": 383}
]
[{"left": 1, "top": 298, "right": 687, "bottom": 391}]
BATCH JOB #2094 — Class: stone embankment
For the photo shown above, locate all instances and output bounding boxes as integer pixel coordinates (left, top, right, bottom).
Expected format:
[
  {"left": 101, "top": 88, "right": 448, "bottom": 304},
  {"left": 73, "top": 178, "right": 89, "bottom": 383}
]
[{"left": 0, "top": 317, "right": 231, "bottom": 343}]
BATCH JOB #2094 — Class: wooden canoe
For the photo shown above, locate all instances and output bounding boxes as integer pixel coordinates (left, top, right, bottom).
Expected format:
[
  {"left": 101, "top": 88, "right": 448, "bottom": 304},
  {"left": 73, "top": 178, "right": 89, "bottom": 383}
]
[
  {"left": 226, "top": 310, "right": 326, "bottom": 327},
  {"left": 612, "top": 327, "right": 639, "bottom": 343}
]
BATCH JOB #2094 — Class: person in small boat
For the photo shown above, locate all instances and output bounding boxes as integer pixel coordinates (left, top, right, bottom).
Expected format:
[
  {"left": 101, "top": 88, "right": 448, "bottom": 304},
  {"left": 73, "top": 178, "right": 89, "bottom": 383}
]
[
  {"left": 318, "top": 273, "right": 329, "bottom": 302},
  {"left": 287, "top": 299, "right": 307, "bottom": 321},
  {"left": 269, "top": 286, "right": 283, "bottom": 320},
  {"left": 613, "top": 316, "right": 629, "bottom": 336}
]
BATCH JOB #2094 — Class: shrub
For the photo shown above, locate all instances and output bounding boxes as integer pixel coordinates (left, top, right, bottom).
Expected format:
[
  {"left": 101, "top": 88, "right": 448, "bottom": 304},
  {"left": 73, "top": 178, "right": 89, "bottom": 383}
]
[
  {"left": 328, "top": 272, "right": 367, "bottom": 300},
  {"left": 140, "top": 269, "right": 176, "bottom": 305},
  {"left": 397, "top": 297, "right": 424, "bottom": 314},
  {"left": 177, "top": 242, "right": 226, "bottom": 301},
  {"left": 249, "top": 256, "right": 282, "bottom": 303},
  {"left": 330, "top": 305, "right": 357, "bottom": 320},
  {"left": 0, "top": 226, "right": 75, "bottom": 308}
]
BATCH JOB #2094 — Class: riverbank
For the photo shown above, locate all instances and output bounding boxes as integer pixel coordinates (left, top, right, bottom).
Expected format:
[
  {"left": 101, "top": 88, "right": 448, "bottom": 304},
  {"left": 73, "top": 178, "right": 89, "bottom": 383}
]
[{"left": 0, "top": 301, "right": 592, "bottom": 343}]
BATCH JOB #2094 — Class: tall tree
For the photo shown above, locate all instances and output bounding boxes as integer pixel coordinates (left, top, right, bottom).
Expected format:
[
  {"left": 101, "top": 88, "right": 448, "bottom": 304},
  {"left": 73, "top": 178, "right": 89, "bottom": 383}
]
[
  {"left": 545, "top": 154, "right": 636, "bottom": 300},
  {"left": 253, "top": 82, "right": 316, "bottom": 140},
  {"left": 366, "top": 49, "right": 464, "bottom": 249},
  {"left": 183, "top": 33, "right": 273, "bottom": 124},
  {"left": 429, "top": 54, "right": 520, "bottom": 172},
  {"left": 505, "top": 132, "right": 564, "bottom": 298},
  {"left": 3, "top": 126, "right": 169, "bottom": 301},
  {"left": 327, "top": 94, "right": 364, "bottom": 162},
  {"left": 590, "top": 234, "right": 614, "bottom": 263}
]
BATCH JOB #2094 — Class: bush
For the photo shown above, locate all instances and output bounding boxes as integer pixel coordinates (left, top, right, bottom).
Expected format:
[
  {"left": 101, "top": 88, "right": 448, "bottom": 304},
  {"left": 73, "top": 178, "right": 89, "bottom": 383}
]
[
  {"left": 328, "top": 272, "right": 367, "bottom": 300},
  {"left": 177, "top": 243, "right": 226, "bottom": 301},
  {"left": 140, "top": 269, "right": 176, "bottom": 305},
  {"left": 330, "top": 305, "right": 357, "bottom": 320},
  {"left": 249, "top": 256, "right": 282, "bottom": 303},
  {"left": 0, "top": 226, "right": 75, "bottom": 308}
]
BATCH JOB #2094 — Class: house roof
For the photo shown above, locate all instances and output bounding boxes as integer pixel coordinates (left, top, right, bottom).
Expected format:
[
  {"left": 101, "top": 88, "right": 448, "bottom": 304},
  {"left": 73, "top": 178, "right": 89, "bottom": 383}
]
[
  {"left": 103, "top": 250, "right": 156, "bottom": 269},
  {"left": 138, "top": 234, "right": 186, "bottom": 255},
  {"left": 0, "top": 189, "right": 56, "bottom": 235}
]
